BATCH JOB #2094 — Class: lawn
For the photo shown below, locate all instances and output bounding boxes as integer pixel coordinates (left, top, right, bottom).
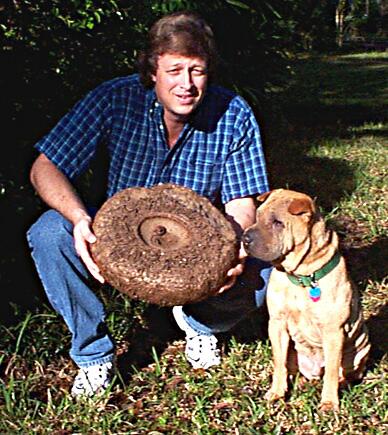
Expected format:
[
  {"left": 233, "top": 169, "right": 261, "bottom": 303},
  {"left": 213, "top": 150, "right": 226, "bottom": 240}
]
[{"left": 0, "top": 51, "right": 387, "bottom": 434}]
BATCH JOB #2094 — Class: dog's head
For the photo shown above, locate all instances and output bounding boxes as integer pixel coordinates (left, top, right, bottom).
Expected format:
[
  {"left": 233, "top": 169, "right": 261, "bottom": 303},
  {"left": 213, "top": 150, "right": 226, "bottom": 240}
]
[{"left": 243, "top": 189, "right": 318, "bottom": 263}]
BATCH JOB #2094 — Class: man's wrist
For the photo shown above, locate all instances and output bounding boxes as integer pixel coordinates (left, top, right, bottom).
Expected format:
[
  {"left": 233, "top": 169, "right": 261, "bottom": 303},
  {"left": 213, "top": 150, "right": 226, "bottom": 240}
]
[{"left": 71, "top": 208, "right": 92, "bottom": 226}]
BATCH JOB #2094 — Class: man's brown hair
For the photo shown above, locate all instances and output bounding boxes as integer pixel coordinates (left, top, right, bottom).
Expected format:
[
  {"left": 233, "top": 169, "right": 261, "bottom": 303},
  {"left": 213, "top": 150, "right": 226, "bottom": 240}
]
[{"left": 137, "top": 11, "right": 218, "bottom": 88}]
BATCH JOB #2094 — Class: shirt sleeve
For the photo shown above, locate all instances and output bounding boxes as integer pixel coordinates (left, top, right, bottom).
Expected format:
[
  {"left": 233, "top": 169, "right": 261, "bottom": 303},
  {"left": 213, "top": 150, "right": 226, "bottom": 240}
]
[
  {"left": 221, "top": 98, "right": 269, "bottom": 204},
  {"left": 34, "top": 82, "right": 112, "bottom": 180}
]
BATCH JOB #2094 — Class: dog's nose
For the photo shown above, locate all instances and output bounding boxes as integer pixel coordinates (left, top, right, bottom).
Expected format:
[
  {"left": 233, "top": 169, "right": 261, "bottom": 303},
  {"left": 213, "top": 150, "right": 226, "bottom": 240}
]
[{"left": 242, "top": 232, "right": 253, "bottom": 247}]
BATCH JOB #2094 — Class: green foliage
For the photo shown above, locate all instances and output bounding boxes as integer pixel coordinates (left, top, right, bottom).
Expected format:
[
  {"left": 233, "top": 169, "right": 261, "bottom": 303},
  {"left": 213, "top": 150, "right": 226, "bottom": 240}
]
[
  {"left": 0, "top": 0, "right": 337, "bottom": 128},
  {"left": 1, "top": 1, "right": 148, "bottom": 124},
  {"left": 345, "top": 0, "right": 387, "bottom": 36}
]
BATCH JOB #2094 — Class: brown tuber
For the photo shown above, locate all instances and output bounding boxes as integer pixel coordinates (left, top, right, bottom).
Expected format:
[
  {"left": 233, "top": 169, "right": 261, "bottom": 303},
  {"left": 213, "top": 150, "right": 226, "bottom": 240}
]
[{"left": 90, "top": 184, "right": 239, "bottom": 306}]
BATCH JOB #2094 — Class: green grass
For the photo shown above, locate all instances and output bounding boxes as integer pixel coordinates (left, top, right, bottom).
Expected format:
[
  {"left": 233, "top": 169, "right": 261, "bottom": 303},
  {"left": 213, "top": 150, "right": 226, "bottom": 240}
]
[{"left": 1, "top": 51, "right": 387, "bottom": 434}]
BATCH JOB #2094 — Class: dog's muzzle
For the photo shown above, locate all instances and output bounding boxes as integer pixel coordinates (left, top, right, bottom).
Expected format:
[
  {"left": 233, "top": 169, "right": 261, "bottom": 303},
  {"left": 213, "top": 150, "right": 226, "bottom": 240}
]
[
  {"left": 242, "top": 227, "right": 283, "bottom": 262},
  {"left": 242, "top": 231, "right": 254, "bottom": 253}
]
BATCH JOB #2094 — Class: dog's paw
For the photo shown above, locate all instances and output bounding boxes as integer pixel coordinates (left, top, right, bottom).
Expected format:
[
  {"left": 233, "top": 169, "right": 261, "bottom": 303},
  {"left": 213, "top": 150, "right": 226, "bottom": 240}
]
[
  {"left": 264, "top": 389, "right": 285, "bottom": 402},
  {"left": 319, "top": 400, "right": 339, "bottom": 413}
]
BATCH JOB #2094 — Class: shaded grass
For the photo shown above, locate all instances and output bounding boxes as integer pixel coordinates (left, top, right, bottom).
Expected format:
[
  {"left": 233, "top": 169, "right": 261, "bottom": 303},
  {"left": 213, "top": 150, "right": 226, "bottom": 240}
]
[
  {"left": 1, "top": 51, "right": 387, "bottom": 433},
  {"left": 268, "top": 52, "right": 387, "bottom": 131}
]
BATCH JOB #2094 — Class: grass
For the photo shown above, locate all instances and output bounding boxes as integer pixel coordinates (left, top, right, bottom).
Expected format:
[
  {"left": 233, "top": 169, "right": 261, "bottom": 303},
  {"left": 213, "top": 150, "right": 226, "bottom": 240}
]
[{"left": 1, "top": 51, "right": 387, "bottom": 434}]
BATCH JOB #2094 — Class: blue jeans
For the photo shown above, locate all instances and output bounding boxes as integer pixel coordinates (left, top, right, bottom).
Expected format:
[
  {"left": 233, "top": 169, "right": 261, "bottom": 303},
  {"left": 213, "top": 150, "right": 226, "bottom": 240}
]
[{"left": 27, "top": 209, "right": 272, "bottom": 367}]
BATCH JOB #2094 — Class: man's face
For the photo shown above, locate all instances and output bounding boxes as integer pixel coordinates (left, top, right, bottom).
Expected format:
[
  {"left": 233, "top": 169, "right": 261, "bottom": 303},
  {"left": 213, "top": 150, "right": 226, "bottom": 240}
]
[{"left": 152, "top": 53, "right": 208, "bottom": 122}]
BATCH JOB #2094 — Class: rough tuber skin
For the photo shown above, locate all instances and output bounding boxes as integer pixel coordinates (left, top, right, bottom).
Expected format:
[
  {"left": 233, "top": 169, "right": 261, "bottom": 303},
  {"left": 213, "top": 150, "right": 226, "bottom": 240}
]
[{"left": 90, "top": 184, "right": 239, "bottom": 306}]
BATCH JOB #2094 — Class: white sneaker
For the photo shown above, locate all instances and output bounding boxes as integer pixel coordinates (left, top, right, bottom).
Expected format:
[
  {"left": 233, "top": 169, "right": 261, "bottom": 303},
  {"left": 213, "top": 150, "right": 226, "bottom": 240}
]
[
  {"left": 172, "top": 306, "right": 221, "bottom": 369},
  {"left": 71, "top": 361, "right": 114, "bottom": 397}
]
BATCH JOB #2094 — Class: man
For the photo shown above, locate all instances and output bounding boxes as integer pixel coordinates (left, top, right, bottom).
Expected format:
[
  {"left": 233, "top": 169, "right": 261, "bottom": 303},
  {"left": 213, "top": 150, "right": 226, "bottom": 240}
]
[{"left": 27, "top": 11, "right": 271, "bottom": 397}]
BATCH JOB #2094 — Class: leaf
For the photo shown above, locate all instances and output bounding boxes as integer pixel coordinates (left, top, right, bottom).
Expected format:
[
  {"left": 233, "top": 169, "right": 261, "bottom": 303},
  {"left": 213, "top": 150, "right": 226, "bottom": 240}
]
[
  {"left": 225, "top": 0, "right": 253, "bottom": 12},
  {"left": 94, "top": 11, "right": 101, "bottom": 24},
  {"left": 264, "top": 2, "right": 282, "bottom": 19},
  {"left": 165, "top": 375, "right": 184, "bottom": 391},
  {"left": 213, "top": 401, "right": 234, "bottom": 410}
]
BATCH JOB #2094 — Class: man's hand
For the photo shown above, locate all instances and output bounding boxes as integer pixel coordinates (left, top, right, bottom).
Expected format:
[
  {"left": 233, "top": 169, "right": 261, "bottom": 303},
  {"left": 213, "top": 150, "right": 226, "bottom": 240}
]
[
  {"left": 30, "top": 154, "right": 105, "bottom": 283},
  {"left": 73, "top": 216, "right": 105, "bottom": 283},
  {"left": 218, "top": 245, "right": 248, "bottom": 294}
]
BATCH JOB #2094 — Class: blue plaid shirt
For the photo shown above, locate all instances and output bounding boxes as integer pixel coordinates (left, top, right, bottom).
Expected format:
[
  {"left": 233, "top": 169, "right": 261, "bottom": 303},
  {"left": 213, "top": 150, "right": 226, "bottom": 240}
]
[{"left": 35, "top": 74, "right": 269, "bottom": 205}]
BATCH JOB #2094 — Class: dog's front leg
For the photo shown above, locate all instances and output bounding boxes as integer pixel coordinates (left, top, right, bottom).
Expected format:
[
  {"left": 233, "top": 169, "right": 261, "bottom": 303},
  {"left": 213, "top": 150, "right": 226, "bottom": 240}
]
[
  {"left": 265, "top": 317, "right": 290, "bottom": 402},
  {"left": 320, "top": 327, "right": 344, "bottom": 411}
]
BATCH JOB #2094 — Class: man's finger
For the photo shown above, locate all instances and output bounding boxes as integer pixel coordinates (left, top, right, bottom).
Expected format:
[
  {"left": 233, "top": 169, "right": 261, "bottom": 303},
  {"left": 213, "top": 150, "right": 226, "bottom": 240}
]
[
  {"left": 227, "top": 263, "right": 244, "bottom": 277},
  {"left": 73, "top": 219, "right": 104, "bottom": 282},
  {"left": 218, "top": 275, "right": 237, "bottom": 294},
  {"left": 78, "top": 220, "right": 97, "bottom": 243},
  {"left": 79, "top": 250, "right": 105, "bottom": 283}
]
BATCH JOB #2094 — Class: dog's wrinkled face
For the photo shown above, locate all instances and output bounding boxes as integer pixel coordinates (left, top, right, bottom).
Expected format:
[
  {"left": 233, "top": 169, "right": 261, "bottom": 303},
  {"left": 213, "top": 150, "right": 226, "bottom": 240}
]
[{"left": 243, "top": 189, "right": 316, "bottom": 263}]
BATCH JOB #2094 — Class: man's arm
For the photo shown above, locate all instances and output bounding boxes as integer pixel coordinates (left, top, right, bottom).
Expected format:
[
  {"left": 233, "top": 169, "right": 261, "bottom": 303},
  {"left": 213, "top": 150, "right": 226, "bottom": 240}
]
[
  {"left": 30, "top": 153, "right": 104, "bottom": 282},
  {"left": 31, "top": 154, "right": 90, "bottom": 224},
  {"left": 218, "top": 196, "right": 257, "bottom": 292}
]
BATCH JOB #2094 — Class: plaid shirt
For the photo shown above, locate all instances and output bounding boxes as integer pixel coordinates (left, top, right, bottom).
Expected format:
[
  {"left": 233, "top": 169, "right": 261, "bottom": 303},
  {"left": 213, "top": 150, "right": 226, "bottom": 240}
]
[{"left": 35, "top": 74, "right": 269, "bottom": 205}]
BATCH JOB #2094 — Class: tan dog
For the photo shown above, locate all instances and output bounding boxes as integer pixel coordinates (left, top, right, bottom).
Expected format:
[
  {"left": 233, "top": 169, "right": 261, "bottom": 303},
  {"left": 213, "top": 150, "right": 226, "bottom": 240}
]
[{"left": 242, "top": 189, "right": 370, "bottom": 411}]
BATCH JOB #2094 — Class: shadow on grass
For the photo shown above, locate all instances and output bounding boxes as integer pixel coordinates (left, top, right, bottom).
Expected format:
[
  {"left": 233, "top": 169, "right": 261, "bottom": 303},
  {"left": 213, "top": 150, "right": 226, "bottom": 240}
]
[
  {"left": 352, "top": 127, "right": 388, "bottom": 138},
  {"left": 0, "top": 227, "right": 46, "bottom": 325},
  {"left": 116, "top": 305, "right": 181, "bottom": 381},
  {"left": 342, "top": 237, "right": 388, "bottom": 284},
  {"left": 271, "top": 53, "right": 388, "bottom": 139},
  {"left": 366, "top": 303, "right": 388, "bottom": 367},
  {"left": 260, "top": 52, "right": 387, "bottom": 211},
  {"left": 115, "top": 303, "right": 270, "bottom": 383},
  {"left": 267, "top": 153, "right": 357, "bottom": 211}
]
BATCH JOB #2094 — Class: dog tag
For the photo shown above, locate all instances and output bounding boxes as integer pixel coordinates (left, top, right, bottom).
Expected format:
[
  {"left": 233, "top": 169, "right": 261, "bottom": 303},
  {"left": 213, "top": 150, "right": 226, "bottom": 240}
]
[{"left": 309, "top": 286, "right": 321, "bottom": 302}]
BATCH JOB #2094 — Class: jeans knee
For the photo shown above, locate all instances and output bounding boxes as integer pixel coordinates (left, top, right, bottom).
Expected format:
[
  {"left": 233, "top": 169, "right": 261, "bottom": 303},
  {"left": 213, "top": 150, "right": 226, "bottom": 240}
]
[{"left": 27, "top": 210, "right": 72, "bottom": 252}]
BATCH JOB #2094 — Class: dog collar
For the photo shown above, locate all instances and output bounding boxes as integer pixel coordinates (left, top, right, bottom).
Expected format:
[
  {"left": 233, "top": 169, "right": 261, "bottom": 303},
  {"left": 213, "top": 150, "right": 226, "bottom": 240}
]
[{"left": 286, "top": 251, "right": 341, "bottom": 302}]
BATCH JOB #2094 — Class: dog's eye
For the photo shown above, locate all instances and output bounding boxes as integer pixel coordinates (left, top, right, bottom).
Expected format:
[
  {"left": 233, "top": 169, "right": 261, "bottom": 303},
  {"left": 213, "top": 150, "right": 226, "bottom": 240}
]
[{"left": 273, "top": 218, "right": 284, "bottom": 228}]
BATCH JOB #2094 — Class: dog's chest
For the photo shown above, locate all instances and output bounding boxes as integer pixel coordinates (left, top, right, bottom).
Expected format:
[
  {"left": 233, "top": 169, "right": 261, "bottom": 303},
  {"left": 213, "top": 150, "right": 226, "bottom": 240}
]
[
  {"left": 268, "top": 269, "right": 346, "bottom": 349},
  {"left": 285, "top": 289, "right": 324, "bottom": 347}
]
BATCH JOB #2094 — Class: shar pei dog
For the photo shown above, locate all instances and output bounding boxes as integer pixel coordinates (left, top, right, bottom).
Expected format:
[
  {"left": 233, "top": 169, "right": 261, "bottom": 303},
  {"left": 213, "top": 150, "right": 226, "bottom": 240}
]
[{"left": 243, "top": 189, "right": 370, "bottom": 411}]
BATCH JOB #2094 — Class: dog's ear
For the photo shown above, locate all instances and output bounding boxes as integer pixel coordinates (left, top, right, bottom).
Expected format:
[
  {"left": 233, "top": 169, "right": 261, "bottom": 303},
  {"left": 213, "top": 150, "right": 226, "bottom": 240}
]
[
  {"left": 256, "top": 190, "right": 272, "bottom": 203},
  {"left": 288, "top": 197, "right": 314, "bottom": 216}
]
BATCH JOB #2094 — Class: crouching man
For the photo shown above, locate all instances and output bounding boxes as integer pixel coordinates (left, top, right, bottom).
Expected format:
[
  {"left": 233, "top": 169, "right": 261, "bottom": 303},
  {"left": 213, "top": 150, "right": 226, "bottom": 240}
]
[{"left": 27, "top": 10, "right": 272, "bottom": 397}]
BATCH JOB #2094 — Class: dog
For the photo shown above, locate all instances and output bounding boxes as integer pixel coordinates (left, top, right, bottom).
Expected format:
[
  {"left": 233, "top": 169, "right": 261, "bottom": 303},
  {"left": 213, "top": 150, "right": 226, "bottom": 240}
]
[{"left": 242, "top": 189, "right": 370, "bottom": 411}]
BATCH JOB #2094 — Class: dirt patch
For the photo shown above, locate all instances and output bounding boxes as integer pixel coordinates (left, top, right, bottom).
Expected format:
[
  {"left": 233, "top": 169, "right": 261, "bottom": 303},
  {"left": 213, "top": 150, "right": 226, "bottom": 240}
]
[{"left": 90, "top": 184, "right": 239, "bottom": 306}]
